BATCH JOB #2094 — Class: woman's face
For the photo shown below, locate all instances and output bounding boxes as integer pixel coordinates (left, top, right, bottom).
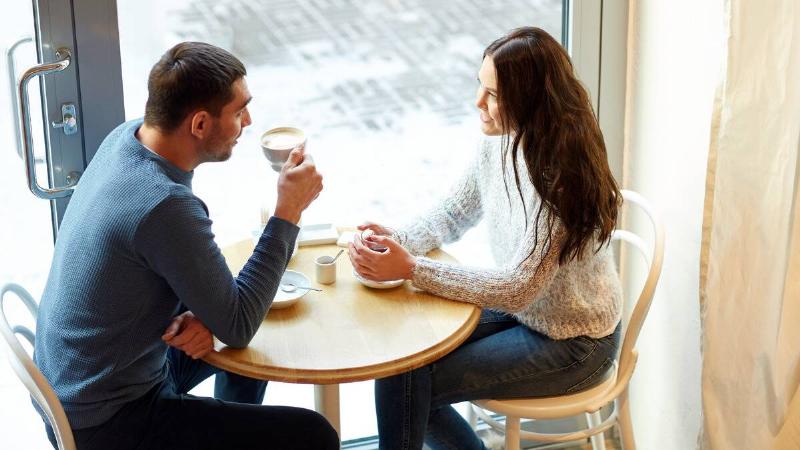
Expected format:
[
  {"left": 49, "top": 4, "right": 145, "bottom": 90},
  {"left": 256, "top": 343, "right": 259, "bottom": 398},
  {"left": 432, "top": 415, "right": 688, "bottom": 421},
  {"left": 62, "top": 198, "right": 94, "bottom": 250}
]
[{"left": 475, "top": 56, "right": 503, "bottom": 136}]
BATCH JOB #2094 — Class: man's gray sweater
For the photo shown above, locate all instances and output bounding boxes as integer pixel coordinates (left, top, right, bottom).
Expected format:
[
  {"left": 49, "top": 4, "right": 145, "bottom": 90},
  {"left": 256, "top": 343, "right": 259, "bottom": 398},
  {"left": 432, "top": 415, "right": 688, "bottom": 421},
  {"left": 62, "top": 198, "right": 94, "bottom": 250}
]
[{"left": 34, "top": 119, "right": 296, "bottom": 429}]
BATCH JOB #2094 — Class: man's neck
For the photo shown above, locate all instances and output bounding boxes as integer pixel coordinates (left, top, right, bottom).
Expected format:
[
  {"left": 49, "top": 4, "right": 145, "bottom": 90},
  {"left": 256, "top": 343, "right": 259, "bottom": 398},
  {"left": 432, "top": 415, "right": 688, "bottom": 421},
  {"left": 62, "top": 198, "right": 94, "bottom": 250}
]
[{"left": 136, "top": 122, "right": 198, "bottom": 172}]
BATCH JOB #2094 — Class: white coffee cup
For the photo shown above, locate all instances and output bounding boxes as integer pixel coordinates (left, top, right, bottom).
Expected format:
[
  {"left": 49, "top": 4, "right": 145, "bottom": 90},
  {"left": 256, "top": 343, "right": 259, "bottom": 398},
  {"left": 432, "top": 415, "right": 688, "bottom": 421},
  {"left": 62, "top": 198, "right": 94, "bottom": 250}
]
[
  {"left": 315, "top": 255, "right": 337, "bottom": 284},
  {"left": 261, "top": 127, "right": 306, "bottom": 172}
]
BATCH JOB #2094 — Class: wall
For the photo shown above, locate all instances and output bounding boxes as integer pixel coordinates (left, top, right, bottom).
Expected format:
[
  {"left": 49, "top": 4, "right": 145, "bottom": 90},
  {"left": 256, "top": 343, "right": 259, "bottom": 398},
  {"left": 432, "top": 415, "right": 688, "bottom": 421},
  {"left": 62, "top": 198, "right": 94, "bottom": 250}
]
[{"left": 623, "top": 1, "right": 724, "bottom": 449}]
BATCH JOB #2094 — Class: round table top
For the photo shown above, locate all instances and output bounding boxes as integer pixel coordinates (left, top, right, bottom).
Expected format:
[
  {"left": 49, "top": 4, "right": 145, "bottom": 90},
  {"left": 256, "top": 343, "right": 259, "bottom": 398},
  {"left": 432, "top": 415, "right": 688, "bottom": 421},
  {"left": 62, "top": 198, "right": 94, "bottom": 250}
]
[{"left": 203, "top": 239, "right": 481, "bottom": 384}]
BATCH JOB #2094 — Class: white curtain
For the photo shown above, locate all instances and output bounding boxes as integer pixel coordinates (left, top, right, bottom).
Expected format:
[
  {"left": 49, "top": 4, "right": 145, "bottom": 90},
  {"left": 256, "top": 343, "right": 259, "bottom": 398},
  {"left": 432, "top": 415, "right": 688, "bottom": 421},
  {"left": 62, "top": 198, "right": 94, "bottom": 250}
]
[{"left": 699, "top": 0, "right": 800, "bottom": 449}]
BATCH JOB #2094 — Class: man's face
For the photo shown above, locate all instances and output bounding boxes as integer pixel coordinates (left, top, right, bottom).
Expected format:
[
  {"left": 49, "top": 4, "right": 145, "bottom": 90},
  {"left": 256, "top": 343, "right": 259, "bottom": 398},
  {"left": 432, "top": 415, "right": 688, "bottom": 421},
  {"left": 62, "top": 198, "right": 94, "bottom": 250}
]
[{"left": 202, "top": 77, "right": 253, "bottom": 163}]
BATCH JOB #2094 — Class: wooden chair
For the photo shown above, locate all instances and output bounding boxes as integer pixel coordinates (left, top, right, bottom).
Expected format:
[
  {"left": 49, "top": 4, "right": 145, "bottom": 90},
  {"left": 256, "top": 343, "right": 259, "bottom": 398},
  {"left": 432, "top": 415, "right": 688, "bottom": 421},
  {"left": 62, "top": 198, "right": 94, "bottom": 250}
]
[
  {"left": 0, "top": 283, "right": 76, "bottom": 450},
  {"left": 468, "top": 189, "right": 665, "bottom": 450}
]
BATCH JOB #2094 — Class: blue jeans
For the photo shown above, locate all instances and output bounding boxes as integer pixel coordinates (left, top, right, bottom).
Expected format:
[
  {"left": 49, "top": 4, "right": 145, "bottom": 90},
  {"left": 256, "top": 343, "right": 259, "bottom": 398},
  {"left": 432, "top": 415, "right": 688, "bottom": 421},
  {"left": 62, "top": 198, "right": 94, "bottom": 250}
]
[
  {"left": 45, "top": 347, "right": 339, "bottom": 449},
  {"left": 375, "top": 310, "right": 620, "bottom": 450}
]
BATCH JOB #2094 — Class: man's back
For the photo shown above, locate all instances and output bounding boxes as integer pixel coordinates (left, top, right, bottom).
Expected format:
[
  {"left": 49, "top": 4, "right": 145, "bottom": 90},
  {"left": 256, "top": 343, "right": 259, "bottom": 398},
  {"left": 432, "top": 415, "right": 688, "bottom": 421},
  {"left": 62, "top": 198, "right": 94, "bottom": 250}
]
[
  {"left": 35, "top": 118, "right": 203, "bottom": 429},
  {"left": 30, "top": 42, "right": 337, "bottom": 450}
]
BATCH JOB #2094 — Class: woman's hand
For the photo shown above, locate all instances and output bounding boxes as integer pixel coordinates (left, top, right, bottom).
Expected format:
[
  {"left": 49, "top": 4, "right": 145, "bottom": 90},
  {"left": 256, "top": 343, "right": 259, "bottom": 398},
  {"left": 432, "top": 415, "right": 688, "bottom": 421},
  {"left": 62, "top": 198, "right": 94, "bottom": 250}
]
[
  {"left": 356, "top": 222, "right": 395, "bottom": 238},
  {"left": 349, "top": 232, "right": 416, "bottom": 281}
]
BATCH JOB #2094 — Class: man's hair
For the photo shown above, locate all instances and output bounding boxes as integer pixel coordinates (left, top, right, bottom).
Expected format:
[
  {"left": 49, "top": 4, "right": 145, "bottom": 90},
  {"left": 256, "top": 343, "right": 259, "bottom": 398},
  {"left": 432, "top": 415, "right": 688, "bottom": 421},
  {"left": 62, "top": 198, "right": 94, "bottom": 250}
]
[{"left": 144, "top": 42, "right": 247, "bottom": 132}]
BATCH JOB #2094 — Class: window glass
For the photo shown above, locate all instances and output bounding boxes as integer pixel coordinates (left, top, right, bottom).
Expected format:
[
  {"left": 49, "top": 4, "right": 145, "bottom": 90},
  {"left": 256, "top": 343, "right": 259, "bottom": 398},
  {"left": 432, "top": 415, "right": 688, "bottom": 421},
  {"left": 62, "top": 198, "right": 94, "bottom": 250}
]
[{"left": 117, "top": 0, "right": 562, "bottom": 441}]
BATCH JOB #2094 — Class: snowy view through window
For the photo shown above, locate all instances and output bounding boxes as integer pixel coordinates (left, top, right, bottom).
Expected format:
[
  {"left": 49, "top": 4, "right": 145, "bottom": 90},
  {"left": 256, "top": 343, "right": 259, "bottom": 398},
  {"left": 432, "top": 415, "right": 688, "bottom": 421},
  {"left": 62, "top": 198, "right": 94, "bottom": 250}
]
[
  {"left": 119, "top": 0, "right": 561, "bottom": 250},
  {"left": 120, "top": 0, "right": 563, "bottom": 442}
]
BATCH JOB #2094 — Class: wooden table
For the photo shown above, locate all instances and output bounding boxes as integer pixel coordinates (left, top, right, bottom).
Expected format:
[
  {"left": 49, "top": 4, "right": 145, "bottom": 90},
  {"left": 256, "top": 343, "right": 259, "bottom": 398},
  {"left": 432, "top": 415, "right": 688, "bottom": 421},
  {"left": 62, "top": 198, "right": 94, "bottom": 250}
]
[{"left": 204, "top": 240, "right": 481, "bottom": 435}]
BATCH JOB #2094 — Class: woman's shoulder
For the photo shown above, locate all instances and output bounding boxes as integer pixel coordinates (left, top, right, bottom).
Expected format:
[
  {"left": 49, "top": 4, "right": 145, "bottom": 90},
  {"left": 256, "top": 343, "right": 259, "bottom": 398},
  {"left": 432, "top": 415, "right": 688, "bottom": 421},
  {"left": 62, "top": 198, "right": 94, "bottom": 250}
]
[
  {"left": 477, "top": 135, "right": 503, "bottom": 152},
  {"left": 475, "top": 136, "right": 503, "bottom": 167}
]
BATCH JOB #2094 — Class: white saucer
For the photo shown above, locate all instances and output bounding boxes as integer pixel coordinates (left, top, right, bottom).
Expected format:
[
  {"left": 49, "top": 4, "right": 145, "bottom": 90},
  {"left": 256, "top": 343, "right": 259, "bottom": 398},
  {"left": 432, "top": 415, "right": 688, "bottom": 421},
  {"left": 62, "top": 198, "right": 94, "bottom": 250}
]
[
  {"left": 272, "top": 270, "right": 312, "bottom": 309},
  {"left": 352, "top": 270, "right": 404, "bottom": 289}
]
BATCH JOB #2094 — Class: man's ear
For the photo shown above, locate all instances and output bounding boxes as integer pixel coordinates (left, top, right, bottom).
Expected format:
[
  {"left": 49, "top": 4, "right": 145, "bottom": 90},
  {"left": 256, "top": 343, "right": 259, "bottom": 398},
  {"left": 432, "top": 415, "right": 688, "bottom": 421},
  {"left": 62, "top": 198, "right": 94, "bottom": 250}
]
[{"left": 190, "top": 111, "right": 211, "bottom": 139}]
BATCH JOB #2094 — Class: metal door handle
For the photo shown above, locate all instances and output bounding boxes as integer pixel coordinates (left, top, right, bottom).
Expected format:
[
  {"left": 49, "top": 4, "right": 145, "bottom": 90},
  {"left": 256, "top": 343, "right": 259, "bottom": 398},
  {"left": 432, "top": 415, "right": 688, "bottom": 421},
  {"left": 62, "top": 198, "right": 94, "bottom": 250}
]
[
  {"left": 5, "top": 36, "right": 39, "bottom": 161},
  {"left": 17, "top": 47, "right": 78, "bottom": 199}
]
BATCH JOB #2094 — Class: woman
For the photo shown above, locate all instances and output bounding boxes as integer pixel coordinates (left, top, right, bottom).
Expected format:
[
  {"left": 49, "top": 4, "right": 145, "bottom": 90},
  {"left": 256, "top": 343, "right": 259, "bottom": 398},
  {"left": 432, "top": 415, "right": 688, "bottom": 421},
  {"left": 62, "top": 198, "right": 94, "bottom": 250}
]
[{"left": 348, "top": 27, "right": 622, "bottom": 450}]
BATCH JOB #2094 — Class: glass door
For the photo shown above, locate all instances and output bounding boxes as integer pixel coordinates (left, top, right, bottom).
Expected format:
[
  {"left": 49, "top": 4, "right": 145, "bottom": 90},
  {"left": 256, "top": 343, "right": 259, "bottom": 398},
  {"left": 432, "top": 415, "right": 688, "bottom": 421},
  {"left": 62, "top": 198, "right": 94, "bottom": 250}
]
[{"left": 0, "top": 1, "right": 104, "bottom": 448}]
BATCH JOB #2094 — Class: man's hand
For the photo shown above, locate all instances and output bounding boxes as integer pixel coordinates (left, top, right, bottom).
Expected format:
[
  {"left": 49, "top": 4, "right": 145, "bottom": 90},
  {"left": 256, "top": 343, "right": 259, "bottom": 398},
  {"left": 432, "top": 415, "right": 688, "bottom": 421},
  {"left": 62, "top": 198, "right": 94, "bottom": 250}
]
[
  {"left": 162, "top": 311, "right": 213, "bottom": 360},
  {"left": 274, "top": 147, "right": 323, "bottom": 224}
]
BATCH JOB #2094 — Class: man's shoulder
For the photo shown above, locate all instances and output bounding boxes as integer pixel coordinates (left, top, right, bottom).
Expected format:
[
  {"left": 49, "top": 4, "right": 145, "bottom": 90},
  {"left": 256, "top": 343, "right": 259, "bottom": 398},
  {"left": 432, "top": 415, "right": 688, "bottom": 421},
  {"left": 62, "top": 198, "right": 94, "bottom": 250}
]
[
  {"left": 153, "top": 185, "right": 202, "bottom": 211},
  {"left": 82, "top": 119, "right": 146, "bottom": 181},
  {"left": 95, "top": 119, "right": 143, "bottom": 155},
  {"left": 140, "top": 188, "right": 207, "bottom": 227}
]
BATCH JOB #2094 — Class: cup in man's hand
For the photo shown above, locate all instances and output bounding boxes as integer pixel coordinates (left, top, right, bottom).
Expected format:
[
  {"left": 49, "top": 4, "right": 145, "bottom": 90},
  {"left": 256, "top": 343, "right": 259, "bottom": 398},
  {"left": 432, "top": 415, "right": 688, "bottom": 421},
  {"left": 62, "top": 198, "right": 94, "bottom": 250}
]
[{"left": 261, "top": 127, "right": 306, "bottom": 172}]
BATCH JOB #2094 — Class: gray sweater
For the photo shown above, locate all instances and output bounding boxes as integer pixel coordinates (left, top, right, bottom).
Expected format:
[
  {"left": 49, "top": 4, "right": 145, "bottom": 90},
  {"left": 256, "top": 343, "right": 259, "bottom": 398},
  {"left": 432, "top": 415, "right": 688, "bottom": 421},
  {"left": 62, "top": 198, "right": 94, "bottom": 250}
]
[
  {"left": 397, "top": 137, "right": 622, "bottom": 339},
  {"left": 34, "top": 119, "right": 298, "bottom": 429}
]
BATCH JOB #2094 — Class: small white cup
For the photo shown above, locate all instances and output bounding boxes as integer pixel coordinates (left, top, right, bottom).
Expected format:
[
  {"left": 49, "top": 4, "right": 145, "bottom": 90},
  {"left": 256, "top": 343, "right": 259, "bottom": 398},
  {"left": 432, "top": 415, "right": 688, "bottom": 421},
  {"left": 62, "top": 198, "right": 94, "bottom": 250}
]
[{"left": 315, "top": 255, "right": 336, "bottom": 284}]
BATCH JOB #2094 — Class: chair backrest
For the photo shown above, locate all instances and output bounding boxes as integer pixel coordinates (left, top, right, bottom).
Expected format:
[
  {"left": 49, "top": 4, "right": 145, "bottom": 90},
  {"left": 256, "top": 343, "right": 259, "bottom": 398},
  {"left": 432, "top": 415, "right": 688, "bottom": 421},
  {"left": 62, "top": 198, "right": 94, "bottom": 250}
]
[
  {"left": 0, "top": 283, "right": 76, "bottom": 450},
  {"left": 595, "top": 190, "right": 665, "bottom": 407}
]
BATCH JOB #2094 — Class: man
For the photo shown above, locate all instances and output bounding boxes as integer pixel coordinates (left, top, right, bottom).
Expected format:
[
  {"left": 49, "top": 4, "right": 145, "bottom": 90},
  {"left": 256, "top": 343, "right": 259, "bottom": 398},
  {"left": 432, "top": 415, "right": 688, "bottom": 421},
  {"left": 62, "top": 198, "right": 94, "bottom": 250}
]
[{"left": 33, "top": 42, "right": 338, "bottom": 449}]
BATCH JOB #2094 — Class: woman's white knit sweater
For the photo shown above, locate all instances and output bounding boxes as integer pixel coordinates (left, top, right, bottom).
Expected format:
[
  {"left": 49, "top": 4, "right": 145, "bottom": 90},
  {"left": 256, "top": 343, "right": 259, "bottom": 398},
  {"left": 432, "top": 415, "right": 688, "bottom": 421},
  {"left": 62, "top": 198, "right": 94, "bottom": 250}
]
[{"left": 396, "top": 137, "right": 622, "bottom": 339}]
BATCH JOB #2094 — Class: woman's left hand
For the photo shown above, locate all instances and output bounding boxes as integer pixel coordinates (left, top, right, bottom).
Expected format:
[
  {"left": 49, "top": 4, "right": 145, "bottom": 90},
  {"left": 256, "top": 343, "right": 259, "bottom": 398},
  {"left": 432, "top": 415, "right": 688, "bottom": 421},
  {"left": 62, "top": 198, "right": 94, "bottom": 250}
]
[{"left": 349, "top": 233, "right": 416, "bottom": 281}]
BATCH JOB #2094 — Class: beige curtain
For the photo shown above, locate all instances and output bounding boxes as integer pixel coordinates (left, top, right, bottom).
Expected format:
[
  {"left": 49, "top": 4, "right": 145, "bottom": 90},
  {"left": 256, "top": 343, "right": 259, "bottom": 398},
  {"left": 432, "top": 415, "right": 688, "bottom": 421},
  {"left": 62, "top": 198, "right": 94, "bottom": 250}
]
[{"left": 699, "top": 0, "right": 800, "bottom": 448}]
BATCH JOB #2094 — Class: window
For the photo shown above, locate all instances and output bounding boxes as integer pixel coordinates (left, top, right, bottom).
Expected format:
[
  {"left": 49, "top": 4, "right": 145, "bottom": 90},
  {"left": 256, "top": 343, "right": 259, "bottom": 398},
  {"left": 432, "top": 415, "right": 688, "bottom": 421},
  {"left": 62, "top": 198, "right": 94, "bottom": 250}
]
[{"left": 116, "top": 0, "right": 565, "bottom": 443}]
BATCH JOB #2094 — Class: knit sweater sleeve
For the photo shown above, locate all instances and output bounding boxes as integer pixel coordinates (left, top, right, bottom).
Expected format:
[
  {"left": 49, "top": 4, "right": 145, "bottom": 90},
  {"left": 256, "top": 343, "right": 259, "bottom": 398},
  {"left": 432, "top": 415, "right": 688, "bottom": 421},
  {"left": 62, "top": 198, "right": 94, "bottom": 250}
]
[
  {"left": 134, "top": 194, "right": 298, "bottom": 348},
  {"left": 410, "top": 218, "right": 566, "bottom": 313},
  {"left": 394, "top": 153, "right": 484, "bottom": 256}
]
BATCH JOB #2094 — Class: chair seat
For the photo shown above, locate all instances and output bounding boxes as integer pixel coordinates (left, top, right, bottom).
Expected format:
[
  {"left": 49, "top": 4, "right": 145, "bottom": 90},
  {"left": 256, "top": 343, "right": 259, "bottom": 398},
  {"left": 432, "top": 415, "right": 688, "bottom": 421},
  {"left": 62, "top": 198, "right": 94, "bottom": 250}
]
[{"left": 473, "top": 367, "right": 617, "bottom": 420}]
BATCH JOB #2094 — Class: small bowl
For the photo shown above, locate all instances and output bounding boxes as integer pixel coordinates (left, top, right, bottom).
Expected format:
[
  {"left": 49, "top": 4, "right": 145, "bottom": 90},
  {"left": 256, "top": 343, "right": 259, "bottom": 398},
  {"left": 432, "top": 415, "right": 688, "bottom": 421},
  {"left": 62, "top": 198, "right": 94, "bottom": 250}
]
[{"left": 272, "top": 270, "right": 312, "bottom": 309}]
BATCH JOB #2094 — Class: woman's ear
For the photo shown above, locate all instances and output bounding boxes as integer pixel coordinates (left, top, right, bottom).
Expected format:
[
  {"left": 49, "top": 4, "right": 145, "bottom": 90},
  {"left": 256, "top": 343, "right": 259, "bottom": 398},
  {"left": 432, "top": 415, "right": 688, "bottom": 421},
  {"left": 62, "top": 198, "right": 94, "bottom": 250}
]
[{"left": 190, "top": 111, "right": 210, "bottom": 139}]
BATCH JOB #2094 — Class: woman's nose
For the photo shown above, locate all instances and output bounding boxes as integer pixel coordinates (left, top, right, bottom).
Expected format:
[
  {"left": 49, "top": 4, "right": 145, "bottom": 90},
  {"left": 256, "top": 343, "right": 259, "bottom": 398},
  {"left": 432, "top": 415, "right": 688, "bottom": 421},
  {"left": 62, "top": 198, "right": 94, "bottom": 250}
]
[{"left": 475, "top": 91, "right": 487, "bottom": 110}]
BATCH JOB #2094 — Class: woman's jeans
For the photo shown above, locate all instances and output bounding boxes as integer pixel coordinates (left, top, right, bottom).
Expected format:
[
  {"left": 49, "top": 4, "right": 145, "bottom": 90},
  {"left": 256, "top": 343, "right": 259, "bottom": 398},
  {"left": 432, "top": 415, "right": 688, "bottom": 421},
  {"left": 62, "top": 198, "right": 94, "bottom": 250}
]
[
  {"left": 45, "top": 347, "right": 339, "bottom": 450},
  {"left": 375, "top": 310, "right": 620, "bottom": 450}
]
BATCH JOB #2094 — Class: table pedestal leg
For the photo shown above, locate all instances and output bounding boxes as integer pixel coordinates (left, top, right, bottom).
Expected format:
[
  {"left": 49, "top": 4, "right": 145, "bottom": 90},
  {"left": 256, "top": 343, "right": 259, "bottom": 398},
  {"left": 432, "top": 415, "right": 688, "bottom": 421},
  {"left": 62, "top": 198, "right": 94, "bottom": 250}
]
[{"left": 315, "top": 384, "right": 341, "bottom": 436}]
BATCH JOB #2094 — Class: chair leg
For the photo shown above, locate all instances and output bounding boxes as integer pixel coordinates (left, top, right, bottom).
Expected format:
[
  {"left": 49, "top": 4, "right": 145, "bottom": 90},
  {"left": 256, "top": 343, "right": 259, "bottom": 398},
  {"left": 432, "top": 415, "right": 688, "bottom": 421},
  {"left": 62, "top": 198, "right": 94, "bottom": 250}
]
[
  {"left": 586, "top": 411, "right": 607, "bottom": 450},
  {"left": 618, "top": 390, "right": 636, "bottom": 450},
  {"left": 504, "top": 415, "right": 521, "bottom": 450}
]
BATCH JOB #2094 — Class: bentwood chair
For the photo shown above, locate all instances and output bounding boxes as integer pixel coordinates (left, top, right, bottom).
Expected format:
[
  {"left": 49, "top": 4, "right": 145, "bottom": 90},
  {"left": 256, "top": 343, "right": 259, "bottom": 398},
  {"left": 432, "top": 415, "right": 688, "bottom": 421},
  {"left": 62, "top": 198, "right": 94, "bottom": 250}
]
[
  {"left": 0, "top": 283, "right": 76, "bottom": 450},
  {"left": 468, "top": 190, "right": 665, "bottom": 450}
]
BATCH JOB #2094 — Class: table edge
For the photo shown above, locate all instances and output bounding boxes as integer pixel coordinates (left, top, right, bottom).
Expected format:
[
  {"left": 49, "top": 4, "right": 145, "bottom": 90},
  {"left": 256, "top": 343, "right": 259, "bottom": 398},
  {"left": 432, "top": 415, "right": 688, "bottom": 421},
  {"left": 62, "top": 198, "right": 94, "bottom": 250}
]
[{"left": 203, "top": 304, "right": 481, "bottom": 384}]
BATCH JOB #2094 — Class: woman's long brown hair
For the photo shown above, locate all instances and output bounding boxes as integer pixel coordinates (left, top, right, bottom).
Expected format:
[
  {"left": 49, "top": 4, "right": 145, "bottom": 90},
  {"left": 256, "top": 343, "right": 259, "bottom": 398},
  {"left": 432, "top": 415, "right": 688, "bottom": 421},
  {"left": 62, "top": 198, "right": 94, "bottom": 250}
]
[{"left": 485, "top": 27, "right": 621, "bottom": 265}]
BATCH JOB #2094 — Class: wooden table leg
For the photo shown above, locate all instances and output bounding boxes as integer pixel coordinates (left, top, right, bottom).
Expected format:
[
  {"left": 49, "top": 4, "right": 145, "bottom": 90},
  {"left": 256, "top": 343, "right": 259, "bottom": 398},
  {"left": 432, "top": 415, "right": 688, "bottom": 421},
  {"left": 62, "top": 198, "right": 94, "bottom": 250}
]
[{"left": 314, "top": 384, "right": 341, "bottom": 436}]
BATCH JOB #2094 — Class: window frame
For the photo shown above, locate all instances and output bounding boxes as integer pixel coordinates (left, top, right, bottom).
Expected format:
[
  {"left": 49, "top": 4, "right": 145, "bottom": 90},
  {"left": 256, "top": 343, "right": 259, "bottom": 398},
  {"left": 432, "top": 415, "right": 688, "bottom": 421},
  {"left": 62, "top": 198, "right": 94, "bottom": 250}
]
[{"left": 569, "top": 0, "right": 629, "bottom": 182}]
